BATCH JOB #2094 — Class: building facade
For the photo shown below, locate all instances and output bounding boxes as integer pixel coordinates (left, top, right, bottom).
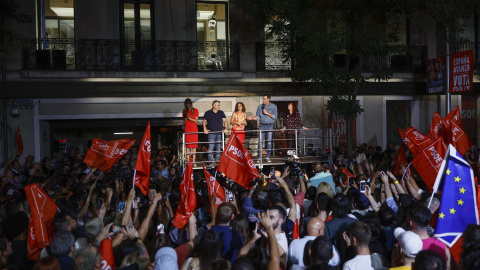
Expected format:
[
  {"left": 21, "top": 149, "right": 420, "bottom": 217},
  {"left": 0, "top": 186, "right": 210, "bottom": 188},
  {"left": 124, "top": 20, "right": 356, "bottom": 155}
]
[{"left": 1, "top": 0, "right": 479, "bottom": 162}]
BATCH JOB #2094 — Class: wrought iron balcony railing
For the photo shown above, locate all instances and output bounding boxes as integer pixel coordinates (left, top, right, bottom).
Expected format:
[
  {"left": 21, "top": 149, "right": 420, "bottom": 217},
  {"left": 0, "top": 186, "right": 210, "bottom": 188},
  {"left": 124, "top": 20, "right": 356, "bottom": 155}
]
[
  {"left": 256, "top": 42, "right": 428, "bottom": 73},
  {"left": 456, "top": 42, "right": 480, "bottom": 62},
  {"left": 22, "top": 39, "right": 240, "bottom": 71}
]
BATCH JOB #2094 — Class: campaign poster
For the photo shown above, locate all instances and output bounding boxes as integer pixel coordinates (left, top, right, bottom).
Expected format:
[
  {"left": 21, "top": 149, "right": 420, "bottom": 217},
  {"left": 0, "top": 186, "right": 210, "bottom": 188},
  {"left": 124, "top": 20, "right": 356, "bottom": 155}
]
[
  {"left": 328, "top": 112, "right": 356, "bottom": 149},
  {"left": 449, "top": 50, "right": 473, "bottom": 93},
  {"left": 426, "top": 57, "right": 445, "bottom": 94}
]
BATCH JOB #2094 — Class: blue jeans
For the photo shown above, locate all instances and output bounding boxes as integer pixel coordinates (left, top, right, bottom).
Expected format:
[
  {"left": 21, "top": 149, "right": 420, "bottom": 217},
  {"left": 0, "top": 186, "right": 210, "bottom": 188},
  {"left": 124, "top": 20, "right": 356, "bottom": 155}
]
[
  {"left": 208, "top": 133, "right": 222, "bottom": 161},
  {"left": 258, "top": 124, "right": 273, "bottom": 158}
]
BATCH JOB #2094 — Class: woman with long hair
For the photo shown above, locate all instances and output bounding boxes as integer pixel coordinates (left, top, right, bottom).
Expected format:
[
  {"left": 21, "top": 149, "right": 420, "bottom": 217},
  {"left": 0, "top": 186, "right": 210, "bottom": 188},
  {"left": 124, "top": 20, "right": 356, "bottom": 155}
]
[
  {"left": 281, "top": 102, "right": 308, "bottom": 151},
  {"left": 230, "top": 102, "right": 247, "bottom": 144},
  {"left": 181, "top": 230, "right": 223, "bottom": 270},
  {"left": 183, "top": 98, "right": 199, "bottom": 164}
]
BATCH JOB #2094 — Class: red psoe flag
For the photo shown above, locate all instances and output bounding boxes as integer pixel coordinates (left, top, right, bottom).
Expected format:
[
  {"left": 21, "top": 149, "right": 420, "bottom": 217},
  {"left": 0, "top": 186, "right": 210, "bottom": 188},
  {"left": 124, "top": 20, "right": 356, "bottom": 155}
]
[
  {"left": 16, "top": 127, "right": 23, "bottom": 155},
  {"left": 445, "top": 106, "right": 463, "bottom": 130},
  {"left": 411, "top": 138, "right": 447, "bottom": 191},
  {"left": 393, "top": 146, "right": 409, "bottom": 176},
  {"left": 203, "top": 166, "right": 225, "bottom": 213},
  {"left": 399, "top": 128, "right": 421, "bottom": 157},
  {"left": 25, "top": 184, "right": 58, "bottom": 260},
  {"left": 173, "top": 161, "right": 197, "bottom": 229},
  {"left": 428, "top": 112, "right": 450, "bottom": 143},
  {"left": 450, "top": 121, "right": 472, "bottom": 156},
  {"left": 83, "top": 138, "right": 135, "bottom": 171},
  {"left": 404, "top": 127, "right": 433, "bottom": 152},
  {"left": 100, "top": 238, "right": 116, "bottom": 270},
  {"left": 134, "top": 121, "right": 151, "bottom": 195},
  {"left": 217, "top": 134, "right": 259, "bottom": 189}
]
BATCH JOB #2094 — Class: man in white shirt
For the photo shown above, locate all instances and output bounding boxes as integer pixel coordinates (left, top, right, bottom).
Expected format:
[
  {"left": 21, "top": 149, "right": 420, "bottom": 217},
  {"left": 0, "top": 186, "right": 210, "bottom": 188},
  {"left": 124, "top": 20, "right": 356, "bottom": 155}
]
[
  {"left": 288, "top": 217, "right": 340, "bottom": 267},
  {"left": 342, "top": 221, "right": 374, "bottom": 270}
]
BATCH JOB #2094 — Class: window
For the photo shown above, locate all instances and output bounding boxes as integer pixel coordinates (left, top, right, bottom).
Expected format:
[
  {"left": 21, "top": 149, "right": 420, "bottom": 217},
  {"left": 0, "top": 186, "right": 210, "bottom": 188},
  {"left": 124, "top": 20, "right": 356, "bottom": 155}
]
[
  {"left": 40, "top": 0, "right": 75, "bottom": 40},
  {"left": 120, "top": 0, "right": 154, "bottom": 68},
  {"left": 195, "top": 1, "right": 228, "bottom": 70},
  {"left": 385, "top": 99, "right": 411, "bottom": 147}
]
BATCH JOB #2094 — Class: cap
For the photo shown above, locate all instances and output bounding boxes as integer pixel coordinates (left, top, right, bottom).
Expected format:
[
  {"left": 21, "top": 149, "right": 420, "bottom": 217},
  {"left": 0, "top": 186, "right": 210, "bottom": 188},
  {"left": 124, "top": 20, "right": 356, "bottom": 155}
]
[
  {"left": 154, "top": 247, "right": 178, "bottom": 270},
  {"left": 394, "top": 227, "right": 423, "bottom": 258}
]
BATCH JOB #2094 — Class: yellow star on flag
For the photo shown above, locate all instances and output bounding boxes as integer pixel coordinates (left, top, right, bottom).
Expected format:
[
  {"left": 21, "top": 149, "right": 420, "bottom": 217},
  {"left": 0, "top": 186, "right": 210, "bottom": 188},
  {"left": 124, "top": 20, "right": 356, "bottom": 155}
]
[
  {"left": 454, "top": 176, "right": 461, "bottom": 183},
  {"left": 439, "top": 212, "right": 445, "bottom": 219},
  {"left": 457, "top": 199, "right": 464, "bottom": 206},
  {"left": 446, "top": 169, "right": 451, "bottom": 175},
  {"left": 450, "top": 208, "right": 456, "bottom": 215},
  {"left": 459, "top": 187, "right": 466, "bottom": 194}
]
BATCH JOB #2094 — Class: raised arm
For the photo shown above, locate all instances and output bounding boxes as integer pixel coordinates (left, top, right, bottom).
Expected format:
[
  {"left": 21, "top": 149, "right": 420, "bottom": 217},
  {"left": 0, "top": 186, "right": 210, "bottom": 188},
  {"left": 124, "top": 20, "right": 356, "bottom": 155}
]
[
  {"left": 276, "top": 176, "right": 296, "bottom": 223},
  {"left": 78, "top": 182, "right": 96, "bottom": 218},
  {"left": 122, "top": 189, "right": 136, "bottom": 226},
  {"left": 138, "top": 193, "right": 162, "bottom": 240}
]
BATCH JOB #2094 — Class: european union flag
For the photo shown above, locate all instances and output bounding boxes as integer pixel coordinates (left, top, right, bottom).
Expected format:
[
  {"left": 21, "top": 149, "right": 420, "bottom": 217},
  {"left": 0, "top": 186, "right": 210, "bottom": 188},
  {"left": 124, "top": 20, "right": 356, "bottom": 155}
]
[{"left": 432, "top": 144, "right": 479, "bottom": 247}]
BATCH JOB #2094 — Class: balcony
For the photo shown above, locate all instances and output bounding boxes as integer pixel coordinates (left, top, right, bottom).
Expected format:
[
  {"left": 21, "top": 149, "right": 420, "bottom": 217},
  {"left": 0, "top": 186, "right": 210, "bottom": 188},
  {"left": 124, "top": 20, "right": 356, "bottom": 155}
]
[
  {"left": 22, "top": 39, "right": 240, "bottom": 71},
  {"left": 256, "top": 42, "right": 428, "bottom": 73},
  {"left": 456, "top": 42, "right": 480, "bottom": 61}
]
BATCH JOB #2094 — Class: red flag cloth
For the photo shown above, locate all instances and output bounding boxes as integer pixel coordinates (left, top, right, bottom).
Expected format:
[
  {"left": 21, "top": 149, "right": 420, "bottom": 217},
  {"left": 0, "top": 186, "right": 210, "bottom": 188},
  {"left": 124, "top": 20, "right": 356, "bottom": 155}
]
[
  {"left": 25, "top": 184, "right": 58, "bottom": 260},
  {"left": 292, "top": 219, "right": 300, "bottom": 240},
  {"left": 99, "top": 238, "right": 116, "bottom": 270},
  {"left": 341, "top": 167, "right": 356, "bottom": 186},
  {"left": 445, "top": 106, "right": 463, "bottom": 130},
  {"left": 399, "top": 128, "right": 421, "bottom": 157},
  {"left": 16, "top": 127, "right": 23, "bottom": 155},
  {"left": 428, "top": 112, "right": 450, "bottom": 143},
  {"left": 134, "top": 122, "right": 151, "bottom": 195},
  {"left": 411, "top": 138, "right": 447, "bottom": 191},
  {"left": 217, "top": 134, "right": 259, "bottom": 189},
  {"left": 393, "top": 146, "right": 409, "bottom": 176},
  {"left": 27, "top": 218, "right": 41, "bottom": 260},
  {"left": 203, "top": 166, "right": 225, "bottom": 213},
  {"left": 404, "top": 127, "right": 433, "bottom": 153},
  {"left": 450, "top": 121, "right": 472, "bottom": 156},
  {"left": 83, "top": 138, "right": 135, "bottom": 171},
  {"left": 173, "top": 161, "right": 197, "bottom": 229}
]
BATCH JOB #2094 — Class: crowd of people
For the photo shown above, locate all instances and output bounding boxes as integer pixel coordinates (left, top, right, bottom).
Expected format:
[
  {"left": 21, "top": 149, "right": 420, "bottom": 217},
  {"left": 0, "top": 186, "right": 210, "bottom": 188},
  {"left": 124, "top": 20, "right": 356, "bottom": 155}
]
[{"left": 1, "top": 139, "right": 480, "bottom": 270}]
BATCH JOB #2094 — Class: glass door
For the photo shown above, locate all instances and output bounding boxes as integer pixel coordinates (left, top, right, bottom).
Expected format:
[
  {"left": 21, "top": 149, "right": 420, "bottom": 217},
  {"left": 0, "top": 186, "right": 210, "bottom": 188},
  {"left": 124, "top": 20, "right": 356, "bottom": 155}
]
[
  {"left": 196, "top": 2, "right": 227, "bottom": 70},
  {"left": 121, "top": 0, "right": 154, "bottom": 69}
]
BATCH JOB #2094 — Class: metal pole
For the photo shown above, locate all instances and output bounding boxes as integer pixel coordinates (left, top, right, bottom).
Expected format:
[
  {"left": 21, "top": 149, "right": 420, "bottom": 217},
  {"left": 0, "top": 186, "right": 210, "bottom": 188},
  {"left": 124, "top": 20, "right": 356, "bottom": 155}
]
[
  {"left": 182, "top": 132, "right": 186, "bottom": 168},
  {"left": 259, "top": 130, "right": 263, "bottom": 169},
  {"left": 446, "top": 27, "right": 451, "bottom": 113},
  {"left": 295, "top": 129, "right": 298, "bottom": 155}
]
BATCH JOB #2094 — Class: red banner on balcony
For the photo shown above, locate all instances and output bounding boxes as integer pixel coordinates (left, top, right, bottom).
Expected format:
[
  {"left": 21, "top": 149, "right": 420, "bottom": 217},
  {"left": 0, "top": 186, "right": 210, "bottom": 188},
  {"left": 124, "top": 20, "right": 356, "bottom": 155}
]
[{"left": 449, "top": 50, "right": 473, "bottom": 93}]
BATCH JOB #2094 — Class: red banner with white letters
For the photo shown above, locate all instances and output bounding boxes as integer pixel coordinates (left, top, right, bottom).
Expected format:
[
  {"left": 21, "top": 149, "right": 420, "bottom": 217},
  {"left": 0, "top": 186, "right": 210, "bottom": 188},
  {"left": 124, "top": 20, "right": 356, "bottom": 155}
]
[
  {"left": 411, "top": 138, "right": 447, "bottom": 190},
  {"left": 450, "top": 121, "right": 472, "bottom": 156},
  {"left": 84, "top": 138, "right": 135, "bottom": 171},
  {"left": 173, "top": 161, "right": 197, "bottom": 229},
  {"left": 25, "top": 184, "right": 58, "bottom": 260},
  {"left": 428, "top": 112, "right": 449, "bottom": 143},
  {"left": 444, "top": 106, "right": 463, "bottom": 130},
  {"left": 135, "top": 122, "right": 151, "bottom": 195},
  {"left": 203, "top": 166, "right": 225, "bottom": 213},
  {"left": 399, "top": 128, "right": 421, "bottom": 156},
  {"left": 449, "top": 50, "right": 473, "bottom": 93},
  {"left": 217, "top": 134, "right": 259, "bottom": 189}
]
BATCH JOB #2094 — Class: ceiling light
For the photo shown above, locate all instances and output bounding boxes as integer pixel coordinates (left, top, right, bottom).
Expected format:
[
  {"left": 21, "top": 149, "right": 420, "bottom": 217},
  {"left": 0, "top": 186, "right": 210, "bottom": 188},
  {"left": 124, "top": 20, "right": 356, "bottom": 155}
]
[{"left": 114, "top": 132, "right": 133, "bottom": 135}]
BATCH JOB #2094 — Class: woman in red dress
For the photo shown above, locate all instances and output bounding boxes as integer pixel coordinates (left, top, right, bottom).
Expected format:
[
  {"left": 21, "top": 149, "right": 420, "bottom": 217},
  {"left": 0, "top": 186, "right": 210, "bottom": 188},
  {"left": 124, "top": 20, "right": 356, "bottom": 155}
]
[
  {"left": 183, "top": 98, "right": 199, "bottom": 163},
  {"left": 230, "top": 102, "right": 247, "bottom": 143}
]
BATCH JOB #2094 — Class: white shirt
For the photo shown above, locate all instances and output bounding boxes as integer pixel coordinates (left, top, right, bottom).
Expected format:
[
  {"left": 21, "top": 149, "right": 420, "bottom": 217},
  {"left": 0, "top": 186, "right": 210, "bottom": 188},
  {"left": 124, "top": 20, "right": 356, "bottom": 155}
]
[
  {"left": 287, "top": 236, "right": 340, "bottom": 267},
  {"left": 343, "top": 255, "right": 374, "bottom": 270}
]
